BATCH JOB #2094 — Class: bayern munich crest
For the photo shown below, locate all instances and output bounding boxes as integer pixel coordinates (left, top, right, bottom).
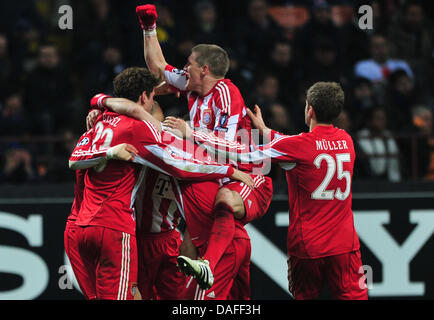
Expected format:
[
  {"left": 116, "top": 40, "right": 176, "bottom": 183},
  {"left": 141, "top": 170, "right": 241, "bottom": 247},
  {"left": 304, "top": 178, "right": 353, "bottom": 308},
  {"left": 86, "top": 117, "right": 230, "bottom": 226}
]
[{"left": 202, "top": 109, "right": 212, "bottom": 125}]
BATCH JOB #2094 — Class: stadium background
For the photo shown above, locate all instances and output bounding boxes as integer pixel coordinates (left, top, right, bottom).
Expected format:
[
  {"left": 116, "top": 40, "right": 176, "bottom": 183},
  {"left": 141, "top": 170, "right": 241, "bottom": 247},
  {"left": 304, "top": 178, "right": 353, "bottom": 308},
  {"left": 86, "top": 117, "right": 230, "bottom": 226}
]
[{"left": 0, "top": 0, "right": 433, "bottom": 299}]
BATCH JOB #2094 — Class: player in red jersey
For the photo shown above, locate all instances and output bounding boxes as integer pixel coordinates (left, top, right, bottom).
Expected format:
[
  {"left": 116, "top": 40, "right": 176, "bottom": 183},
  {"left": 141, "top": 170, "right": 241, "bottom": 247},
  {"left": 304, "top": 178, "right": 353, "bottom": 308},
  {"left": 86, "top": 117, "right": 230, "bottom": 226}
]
[
  {"left": 135, "top": 4, "right": 273, "bottom": 290},
  {"left": 68, "top": 67, "right": 251, "bottom": 300},
  {"left": 65, "top": 127, "right": 139, "bottom": 300},
  {"left": 165, "top": 82, "right": 369, "bottom": 300}
]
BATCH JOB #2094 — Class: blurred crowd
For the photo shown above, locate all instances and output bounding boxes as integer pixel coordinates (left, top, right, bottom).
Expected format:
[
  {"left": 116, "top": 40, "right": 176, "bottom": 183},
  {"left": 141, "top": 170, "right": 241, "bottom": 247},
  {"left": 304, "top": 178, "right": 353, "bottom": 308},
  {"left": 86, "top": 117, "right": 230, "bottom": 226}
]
[{"left": 0, "top": 0, "right": 433, "bottom": 186}]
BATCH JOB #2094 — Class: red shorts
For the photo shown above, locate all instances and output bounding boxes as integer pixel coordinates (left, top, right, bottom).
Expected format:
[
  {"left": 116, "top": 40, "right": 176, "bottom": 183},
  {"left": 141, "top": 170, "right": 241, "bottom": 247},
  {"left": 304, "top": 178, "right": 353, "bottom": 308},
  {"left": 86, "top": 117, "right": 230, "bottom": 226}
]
[
  {"left": 76, "top": 226, "right": 138, "bottom": 300},
  {"left": 137, "top": 229, "right": 186, "bottom": 300},
  {"left": 182, "top": 238, "right": 251, "bottom": 300},
  {"left": 223, "top": 175, "right": 273, "bottom": 225},
  {"left": 287, "top": 250, "right": 368, "bottom": 300},
  {"left": 64, "top": 221, "right": 94, "bottom": 299}
]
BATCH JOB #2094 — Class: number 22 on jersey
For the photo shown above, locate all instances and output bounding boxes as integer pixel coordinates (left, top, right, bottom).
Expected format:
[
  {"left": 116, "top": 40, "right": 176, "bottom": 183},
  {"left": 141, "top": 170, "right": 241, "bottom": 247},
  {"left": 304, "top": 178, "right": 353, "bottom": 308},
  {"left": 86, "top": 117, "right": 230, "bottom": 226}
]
[{"left": 91, "top": 122, "right": 114, "bottom": 172}]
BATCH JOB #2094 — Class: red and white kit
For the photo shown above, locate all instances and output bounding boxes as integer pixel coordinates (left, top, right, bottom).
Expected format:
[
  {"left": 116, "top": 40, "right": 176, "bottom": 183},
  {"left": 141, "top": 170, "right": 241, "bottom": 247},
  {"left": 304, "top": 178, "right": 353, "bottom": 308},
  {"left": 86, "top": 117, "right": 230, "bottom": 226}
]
[
  {"left": 191, "top": 125, "right": 368, "bottom": 299},
  {"left": 135, "top": 167, "right": 186, "bottom": 300},
  {"left": 164, "top": 64, "right": 252, "bottom": 145},
  {"left": 69, "top": 111, "right": 236, "bottom": 300}
]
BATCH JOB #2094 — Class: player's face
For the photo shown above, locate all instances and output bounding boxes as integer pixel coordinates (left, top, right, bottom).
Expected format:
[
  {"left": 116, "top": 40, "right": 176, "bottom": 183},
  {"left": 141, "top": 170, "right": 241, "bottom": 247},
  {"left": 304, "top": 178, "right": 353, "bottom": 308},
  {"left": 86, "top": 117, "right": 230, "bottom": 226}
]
[
  {"left": 184, "top": 52, "right": 203, "bottom": 91},
  {"left": 141, "top": 89, "right": 155, "bottom": 113}
]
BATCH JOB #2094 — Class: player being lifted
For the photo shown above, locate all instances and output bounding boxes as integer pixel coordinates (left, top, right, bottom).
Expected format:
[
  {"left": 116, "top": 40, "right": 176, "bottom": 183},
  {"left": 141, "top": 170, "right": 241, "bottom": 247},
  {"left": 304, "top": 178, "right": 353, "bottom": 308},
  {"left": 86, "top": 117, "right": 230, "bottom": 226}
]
[
  {"left": 135, "top": 4, "right": 273, "bottom": 291},
  {"left": 165, "top": 82, "right": 369, "bottom": 300},
  {"left": 68, "top": 67, "right": 252, "bottom": 300}
]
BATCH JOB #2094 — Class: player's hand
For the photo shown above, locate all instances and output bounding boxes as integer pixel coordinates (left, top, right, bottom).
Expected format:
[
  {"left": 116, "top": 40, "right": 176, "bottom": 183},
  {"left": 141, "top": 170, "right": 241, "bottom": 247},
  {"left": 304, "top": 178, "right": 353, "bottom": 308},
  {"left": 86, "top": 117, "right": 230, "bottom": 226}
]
[
  {"left": 136, "top": 4, "right": 157, "bottom": 31},
  {"left": 90, "top": 93, "right": 111, "bottom": 110},
  {"left": 107, "top": 143, "right": 139, "bottom": 161},
  {"left": 86, "top": 109, "right": 101, "bottom": 130},
  {"left": 246, "top": 104, "right": 270, "bottom": 136},
  {"left": 231, "top": 169, "right": 254, "bottom": 189},
  {"left": 163, "top": 116, "right": 193, "bottom": 139}
]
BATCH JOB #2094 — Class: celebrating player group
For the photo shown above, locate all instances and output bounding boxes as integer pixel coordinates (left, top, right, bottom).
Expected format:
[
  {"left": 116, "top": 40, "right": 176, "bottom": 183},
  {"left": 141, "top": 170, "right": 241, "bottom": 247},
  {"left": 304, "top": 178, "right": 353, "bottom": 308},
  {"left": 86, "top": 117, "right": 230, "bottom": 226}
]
[{"left": 64, "top": 4, "right": 368, "bottom": 300}]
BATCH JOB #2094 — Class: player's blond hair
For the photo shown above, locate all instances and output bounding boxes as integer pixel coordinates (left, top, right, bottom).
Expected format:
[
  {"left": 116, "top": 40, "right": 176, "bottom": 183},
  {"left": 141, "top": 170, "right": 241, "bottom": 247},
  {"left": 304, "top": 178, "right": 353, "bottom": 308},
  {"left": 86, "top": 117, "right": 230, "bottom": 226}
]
[{"left": 192, "top": 44, "right": 230, "bottom": 78}]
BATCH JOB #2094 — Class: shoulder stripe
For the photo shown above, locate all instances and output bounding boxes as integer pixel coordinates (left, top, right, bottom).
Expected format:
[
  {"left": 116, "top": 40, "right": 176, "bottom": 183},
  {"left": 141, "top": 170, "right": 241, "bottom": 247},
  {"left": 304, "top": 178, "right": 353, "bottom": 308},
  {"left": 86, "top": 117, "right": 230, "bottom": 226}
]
[
  {"left": 194, "top": 131, "right": 245, "bottom": 150},
  {"left": 143, "top": 120, "right": 161, "bottom": 143},
  {"left": 217, "top": 82, "right": 231, "bottom": 115},
  {"left": 215, "top": 85, "right": 227, "bottom": 113}
]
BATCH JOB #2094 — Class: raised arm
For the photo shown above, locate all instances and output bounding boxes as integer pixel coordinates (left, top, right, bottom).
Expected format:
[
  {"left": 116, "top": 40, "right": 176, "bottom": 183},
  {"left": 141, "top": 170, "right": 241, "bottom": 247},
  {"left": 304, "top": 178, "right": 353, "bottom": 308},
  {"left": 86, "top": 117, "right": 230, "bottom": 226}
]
[
  {"left": 136, "top": 5, "right": 167, "bottom": 81},
  {"left": 136, "top": 5, "right": 189, "bottom": 96}
]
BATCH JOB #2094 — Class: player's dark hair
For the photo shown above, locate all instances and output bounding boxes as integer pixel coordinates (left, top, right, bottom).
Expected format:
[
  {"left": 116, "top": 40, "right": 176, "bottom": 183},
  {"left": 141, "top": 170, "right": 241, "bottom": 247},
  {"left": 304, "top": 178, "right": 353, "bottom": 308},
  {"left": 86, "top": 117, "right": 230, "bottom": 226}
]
[
  {"left": 192, "top": 44, "right": 230, "bottom": 78},
  {"left": 113, "top": 67, "right": 158, "bottom": 102},
  {"left": 306, "top": 82, "right": 344, "bottom": 123}
]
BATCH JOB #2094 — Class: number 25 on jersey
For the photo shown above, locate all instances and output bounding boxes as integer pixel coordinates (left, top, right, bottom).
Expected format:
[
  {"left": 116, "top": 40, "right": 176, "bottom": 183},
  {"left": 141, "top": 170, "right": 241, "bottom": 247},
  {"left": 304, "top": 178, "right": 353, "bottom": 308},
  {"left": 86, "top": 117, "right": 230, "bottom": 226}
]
[{"left": 312, "top": 153, "right": 351, "bottom": 201}]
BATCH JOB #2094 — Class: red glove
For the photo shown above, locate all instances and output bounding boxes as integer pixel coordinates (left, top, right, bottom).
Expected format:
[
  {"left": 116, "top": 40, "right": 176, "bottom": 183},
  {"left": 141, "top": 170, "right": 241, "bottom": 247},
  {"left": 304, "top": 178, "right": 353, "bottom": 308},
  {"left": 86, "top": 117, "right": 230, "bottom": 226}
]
[
  {"left": 136, "top": 4, "right": 157, "bottom": 31},
  {"left": 90, "top": 93, "right": 111, "bottom": 110}
]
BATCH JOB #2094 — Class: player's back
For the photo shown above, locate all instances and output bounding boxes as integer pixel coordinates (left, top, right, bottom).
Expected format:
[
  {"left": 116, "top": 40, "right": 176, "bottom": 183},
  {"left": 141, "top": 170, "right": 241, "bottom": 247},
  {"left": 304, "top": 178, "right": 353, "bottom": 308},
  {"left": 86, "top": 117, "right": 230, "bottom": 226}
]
[
  {"left": 284, "top": 125, "right": 359, "bottom": 259},
  {"left": 77, "top": 111, "right": 144, "bottom": 236}
]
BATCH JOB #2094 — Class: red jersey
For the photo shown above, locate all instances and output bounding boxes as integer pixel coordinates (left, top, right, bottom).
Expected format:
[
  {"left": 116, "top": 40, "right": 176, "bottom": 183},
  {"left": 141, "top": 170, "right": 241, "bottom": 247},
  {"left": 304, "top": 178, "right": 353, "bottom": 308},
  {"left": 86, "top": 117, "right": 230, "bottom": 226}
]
[
  {"left": 164, "top": 64, "right": 252, "bottom": 147},
  {"left": 191, "top": 125, "right": 360, "bottom": 259},
  {"left": 69, "top": 111, "right": 235, "bottom": 236}
]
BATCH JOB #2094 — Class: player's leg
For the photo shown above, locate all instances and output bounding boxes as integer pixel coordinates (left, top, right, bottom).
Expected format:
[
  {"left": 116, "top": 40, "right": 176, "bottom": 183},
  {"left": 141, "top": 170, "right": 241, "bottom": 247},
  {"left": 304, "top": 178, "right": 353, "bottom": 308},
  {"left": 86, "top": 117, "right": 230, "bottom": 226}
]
[
  {"left": 200, "top": 176, "right": 268, "bottom": 272},
  {"left": 178, "top": 176, "right": 272, "bottom": 290},
  {"left": 64, "top": 222, "right": 95, "bottom": 299},
  {"left": 137, "top": 234, "right": 160, "bottom": 300},
  {"left": 154, "top": 230, "right": 187, "bottom": 300},
  {"left": 201, "top": 188, "right": 239, "bottom": 273},
  {"left": 227, "top": 238, "right": 252, "bottom": 300},
  {"left": 182, "top": 239, "right": 249, "bottom": 300},
  {"left": 177, "top": 181, "right": 220, "bottom": 290},
  {"left": 76, "top": 226, "right": 100, "bottom": 300},
  {"left": 229, "top": 175, "right": 273, "bottom": 225},
  {"left": 287, "top": 255, "right": 324, "bottom": 300},
  {"left": 324, "top": 250, "right": 368, "bottom": 300},
  {"left": 95, "top": 228, "right": 138, "bottom": 300}
]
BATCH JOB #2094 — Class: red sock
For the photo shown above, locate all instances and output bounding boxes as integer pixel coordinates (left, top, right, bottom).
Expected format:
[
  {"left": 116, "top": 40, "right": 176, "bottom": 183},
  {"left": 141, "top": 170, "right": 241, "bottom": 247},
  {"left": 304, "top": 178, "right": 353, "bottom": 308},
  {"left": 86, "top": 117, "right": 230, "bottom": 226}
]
[{"left": 203, "top": 202, "right": 235, "bottom": 272}]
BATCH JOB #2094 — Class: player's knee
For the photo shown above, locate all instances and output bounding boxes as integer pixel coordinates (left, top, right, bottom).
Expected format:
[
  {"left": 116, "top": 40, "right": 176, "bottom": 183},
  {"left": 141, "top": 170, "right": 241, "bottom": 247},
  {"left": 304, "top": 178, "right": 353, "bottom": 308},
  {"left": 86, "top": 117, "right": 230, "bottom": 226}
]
[
  {"left": 214, "top": 188, "right": 245, "bottom": 219},
  {"left": 215, "top": 188, "right": 236, "bottom": 208}
]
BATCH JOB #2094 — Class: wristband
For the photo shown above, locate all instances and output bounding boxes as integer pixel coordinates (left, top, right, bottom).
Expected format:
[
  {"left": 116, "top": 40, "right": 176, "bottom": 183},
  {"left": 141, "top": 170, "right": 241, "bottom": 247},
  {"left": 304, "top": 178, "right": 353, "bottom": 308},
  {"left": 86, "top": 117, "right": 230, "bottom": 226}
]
[
  {"left": 90, "top": 93, "right": 111, "bottom": 110},
  {"left": 143, "top": 29, "right": 156, "bottom": 36}
]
